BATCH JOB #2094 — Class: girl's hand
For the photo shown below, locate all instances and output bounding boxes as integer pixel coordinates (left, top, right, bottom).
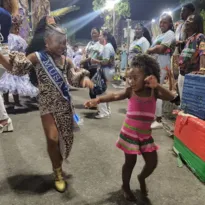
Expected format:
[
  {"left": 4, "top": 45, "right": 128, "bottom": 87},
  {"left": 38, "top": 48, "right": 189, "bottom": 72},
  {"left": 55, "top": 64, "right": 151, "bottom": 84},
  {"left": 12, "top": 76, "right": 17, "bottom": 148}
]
[
  {"left": 144, "top": 75, "right": 159, "bottom": 89},
  {"left": 81, "top": 77, "right": 94, "bottom": 89},
  {"left": 84, "top": 98, "right": 99, "bottom": 108}
]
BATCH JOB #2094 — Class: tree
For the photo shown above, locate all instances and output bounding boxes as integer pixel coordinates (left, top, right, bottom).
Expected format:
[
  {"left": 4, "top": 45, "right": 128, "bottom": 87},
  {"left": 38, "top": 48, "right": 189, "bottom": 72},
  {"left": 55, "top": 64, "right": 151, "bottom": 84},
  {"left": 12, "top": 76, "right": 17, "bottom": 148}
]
[{"left": 92, "top": 0, "right": 130, "bottom": 32}]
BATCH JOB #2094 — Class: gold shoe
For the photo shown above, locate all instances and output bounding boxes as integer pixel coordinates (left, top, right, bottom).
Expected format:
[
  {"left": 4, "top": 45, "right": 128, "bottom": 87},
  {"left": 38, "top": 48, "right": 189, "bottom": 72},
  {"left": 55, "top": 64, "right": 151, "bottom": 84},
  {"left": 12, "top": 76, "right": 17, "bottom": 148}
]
[{"left": 54, "top": 167, "right": 67, "bottom": 193}]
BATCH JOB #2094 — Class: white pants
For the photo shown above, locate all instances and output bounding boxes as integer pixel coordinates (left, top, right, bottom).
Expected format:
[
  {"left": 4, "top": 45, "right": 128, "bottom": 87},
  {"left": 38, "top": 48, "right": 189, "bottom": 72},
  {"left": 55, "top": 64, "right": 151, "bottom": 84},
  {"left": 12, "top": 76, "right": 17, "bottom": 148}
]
[
  {"left": 104, "top": 68, "right": 115, "bottom": 82},
  {"left": 97, "top": 68, "right": 114, "bottom": 116},
  {"left": 178, "top": 74, "right": 185, "bottom": 99},
  {"left": 97, "top": 93, "right": 111, "bottom": 116},
  {"left": 156, "top": 68, "right": 168, "bottom": 117},
  {"left": 0, "top": 94, "right": 8, "bottom": 120}
]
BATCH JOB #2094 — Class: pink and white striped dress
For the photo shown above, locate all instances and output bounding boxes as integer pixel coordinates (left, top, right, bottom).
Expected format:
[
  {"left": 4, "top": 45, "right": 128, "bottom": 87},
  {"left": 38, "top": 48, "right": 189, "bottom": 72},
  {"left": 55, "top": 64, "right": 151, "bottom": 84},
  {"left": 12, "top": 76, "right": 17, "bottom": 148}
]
[{"left": 116, "top": 95, "right": 159, "bottom": 155}]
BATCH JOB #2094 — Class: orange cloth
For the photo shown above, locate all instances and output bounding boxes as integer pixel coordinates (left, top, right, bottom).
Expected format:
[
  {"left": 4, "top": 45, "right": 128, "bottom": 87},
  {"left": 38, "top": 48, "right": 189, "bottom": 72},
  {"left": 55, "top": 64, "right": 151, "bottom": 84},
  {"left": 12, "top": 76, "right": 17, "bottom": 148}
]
[{"left": 174, "top": 113, "right": 205, "bottom": 161}]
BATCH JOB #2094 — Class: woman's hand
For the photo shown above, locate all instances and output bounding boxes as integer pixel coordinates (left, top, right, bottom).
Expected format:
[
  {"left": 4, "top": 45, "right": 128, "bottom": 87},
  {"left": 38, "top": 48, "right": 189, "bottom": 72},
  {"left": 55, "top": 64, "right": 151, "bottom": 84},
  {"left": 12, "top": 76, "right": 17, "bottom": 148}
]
[
  {"left": 84, "top": 98, "right": 99, "bottom": 108},
  {"left": 144, "top": 75, "right": 159, "bottom": 89},
  {"left": 81, "top": 77, "right": 94, "bottom": 89},
  {"left": 91, "top": 58, "right": 100, "bottom": 64},
  {"left": 146, "top": 48, "right": 152, "bottom": 55}
]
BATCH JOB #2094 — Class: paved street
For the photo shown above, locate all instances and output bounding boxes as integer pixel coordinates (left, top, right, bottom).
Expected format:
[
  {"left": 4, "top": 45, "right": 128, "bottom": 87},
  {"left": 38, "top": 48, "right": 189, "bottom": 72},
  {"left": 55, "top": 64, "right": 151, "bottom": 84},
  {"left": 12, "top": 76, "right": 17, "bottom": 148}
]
[{"left": 0, "top": 85, "right": 205, "bottom": 205}]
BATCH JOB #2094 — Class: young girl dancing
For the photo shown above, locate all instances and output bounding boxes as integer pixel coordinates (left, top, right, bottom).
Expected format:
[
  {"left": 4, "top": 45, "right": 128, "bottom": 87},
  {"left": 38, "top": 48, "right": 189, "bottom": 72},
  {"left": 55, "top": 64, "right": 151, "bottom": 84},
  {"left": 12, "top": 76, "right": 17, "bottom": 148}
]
[
  {"left": 0, "top": 16, "right": 93, "bottom": 193},
  {"left": 85, "top": 54, "right": 178, "bottom": 201}
]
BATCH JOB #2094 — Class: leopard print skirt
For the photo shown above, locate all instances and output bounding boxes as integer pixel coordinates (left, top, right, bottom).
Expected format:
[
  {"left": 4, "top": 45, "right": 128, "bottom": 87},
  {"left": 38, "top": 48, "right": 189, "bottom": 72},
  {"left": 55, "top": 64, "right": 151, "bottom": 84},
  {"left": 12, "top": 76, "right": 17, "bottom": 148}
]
[{"left": 53, "top": 111, "right": 74, "bottom": 159}]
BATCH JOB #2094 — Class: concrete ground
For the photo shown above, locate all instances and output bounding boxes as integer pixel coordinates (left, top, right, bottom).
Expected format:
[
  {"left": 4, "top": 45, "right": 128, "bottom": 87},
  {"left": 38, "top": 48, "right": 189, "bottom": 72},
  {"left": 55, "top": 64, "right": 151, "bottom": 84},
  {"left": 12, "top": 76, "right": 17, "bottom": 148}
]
[{"left": 0, "top": 83, "right": 205, "bottom": 205}]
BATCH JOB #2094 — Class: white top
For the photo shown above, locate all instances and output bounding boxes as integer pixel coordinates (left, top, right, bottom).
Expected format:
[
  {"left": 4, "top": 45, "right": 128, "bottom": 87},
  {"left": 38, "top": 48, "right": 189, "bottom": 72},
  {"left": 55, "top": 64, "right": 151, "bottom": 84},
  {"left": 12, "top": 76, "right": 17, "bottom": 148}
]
[
  {"left": 129, "top": 37, "right": 150, "bottom": 54},
  {"left": 85, "top": 41, "right": 104, "bottom": 59},
  {"left": 151, "top": 30, "right": 175, "bottom": 69},
  {"left": 101, "top": 43, "right": 115, "bottom": 70}
]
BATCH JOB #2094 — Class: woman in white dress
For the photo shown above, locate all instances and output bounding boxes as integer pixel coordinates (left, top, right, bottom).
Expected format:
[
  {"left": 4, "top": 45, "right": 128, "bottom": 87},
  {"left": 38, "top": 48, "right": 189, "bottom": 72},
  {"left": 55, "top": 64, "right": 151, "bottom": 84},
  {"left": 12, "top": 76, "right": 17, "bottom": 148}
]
[
  {"left": 81, "top": 27, "right": 104, "bottom": 99},
  {"left": 147, "top": 14, "right": 175, "bottom": 129},
  {"left": 91, "top": 31, "right": 116, "bottom": 119},
  {"left": 128, "top": 23, "right": 151, "bottom": 66}
]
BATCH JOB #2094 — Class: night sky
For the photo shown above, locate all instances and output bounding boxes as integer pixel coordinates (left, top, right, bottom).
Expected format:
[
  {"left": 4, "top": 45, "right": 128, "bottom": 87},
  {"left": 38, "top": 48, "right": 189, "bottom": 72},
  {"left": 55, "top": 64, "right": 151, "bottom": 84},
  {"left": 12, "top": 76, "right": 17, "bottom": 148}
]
[{"left": 50, "top": 0, "right": 180, "bottom": 39}]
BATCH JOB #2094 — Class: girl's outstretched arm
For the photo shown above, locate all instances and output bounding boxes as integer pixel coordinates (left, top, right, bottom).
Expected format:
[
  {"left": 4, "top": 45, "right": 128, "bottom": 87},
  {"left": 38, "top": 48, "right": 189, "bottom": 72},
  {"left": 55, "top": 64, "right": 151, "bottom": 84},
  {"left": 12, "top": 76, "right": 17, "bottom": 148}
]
[
  {"left": 0, "top": 54, "right": 12, "bottom": 71},
  {"left": 84, "top": 87, "right": 131, "bottom": 108},
  {"left": 0, "top": 52, "right": 37, "bottom": 75}
]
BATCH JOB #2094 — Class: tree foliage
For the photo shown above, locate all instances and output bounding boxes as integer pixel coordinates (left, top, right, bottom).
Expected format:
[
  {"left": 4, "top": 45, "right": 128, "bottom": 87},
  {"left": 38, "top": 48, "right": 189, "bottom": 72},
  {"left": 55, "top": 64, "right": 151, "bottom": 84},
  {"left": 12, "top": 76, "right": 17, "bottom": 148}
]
[
  {"left": 200, "top": 9, "right": 205, "bottom": 32},
  {"left": 92, "top": 0, "right": 130, "bottom": 31}
]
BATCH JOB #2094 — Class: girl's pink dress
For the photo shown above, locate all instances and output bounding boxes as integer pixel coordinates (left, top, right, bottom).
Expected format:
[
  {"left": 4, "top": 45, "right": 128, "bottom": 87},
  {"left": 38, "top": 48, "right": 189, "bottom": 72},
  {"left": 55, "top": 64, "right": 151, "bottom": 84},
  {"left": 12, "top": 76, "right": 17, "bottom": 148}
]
[{"left": 116, "top": 95, "right": 159, "bottom": 155}]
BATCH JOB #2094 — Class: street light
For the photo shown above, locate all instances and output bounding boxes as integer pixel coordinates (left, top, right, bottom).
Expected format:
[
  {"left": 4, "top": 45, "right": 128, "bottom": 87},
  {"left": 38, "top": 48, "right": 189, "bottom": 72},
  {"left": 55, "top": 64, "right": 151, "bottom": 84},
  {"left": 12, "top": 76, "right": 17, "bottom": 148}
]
[
  {"left": 105, "top": 1, "right": 115, "bottom": 10},
  {"left": 104, "top": 0, "right": 120, "bottom": 37},
  {"left": 105, "top": 0, "right": 120, "bottom": 10},
  {"left": 152, "top": 19, "right": 156, "bottom": 23},
  {"left": 162, "top": 10, "right": 172, "bottom": 16}
]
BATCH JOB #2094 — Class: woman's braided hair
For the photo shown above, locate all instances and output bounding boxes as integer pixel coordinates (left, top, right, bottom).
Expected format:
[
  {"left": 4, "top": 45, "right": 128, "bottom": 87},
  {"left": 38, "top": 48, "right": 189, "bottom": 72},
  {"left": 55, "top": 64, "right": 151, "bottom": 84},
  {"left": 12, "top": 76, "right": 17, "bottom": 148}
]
[{"left": 26, "top": 16, "right": 66, "bottom": 86}]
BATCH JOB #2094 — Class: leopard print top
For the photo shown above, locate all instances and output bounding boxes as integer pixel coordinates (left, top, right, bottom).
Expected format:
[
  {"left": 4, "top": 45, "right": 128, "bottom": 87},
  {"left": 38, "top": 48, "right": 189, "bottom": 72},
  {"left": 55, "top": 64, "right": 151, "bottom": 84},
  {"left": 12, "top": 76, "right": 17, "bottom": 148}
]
[{"left": 9, "top": 51, "right": 89, "bottom": 116}]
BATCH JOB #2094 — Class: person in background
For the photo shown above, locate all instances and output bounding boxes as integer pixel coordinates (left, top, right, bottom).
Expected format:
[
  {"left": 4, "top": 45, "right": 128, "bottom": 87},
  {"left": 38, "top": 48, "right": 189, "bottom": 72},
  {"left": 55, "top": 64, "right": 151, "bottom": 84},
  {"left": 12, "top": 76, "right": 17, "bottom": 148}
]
[
  {"left": 121, "top": 43, "right": 127, "bottom": 71},
  {"left": 128, "top": 23, "right": 151, "bottom": 66},
  {"left": 114, "top": 49, "right": 121, "bottom": 80},
  {"left": 147, "top": 13, "right": 175, "bottom": 129},
  {"left": 91, "top": 30, "right": 116, "bottom": 119},
  {"left": 81, "top": 27, "right": 104, "bottom": 99},
  {"left": 0, "top": 0, "right": 19, "bottom": 132},
  {"left": 172, "top": 4, "right": 196, "bottom": 82},
  {"left": 175, "top": 3, "right": 195, "bottom": 53},
  {"left": 0, "top": 0, "right": 19, "bottom": 43},
  {"left": 178, "top": 14, "right": 205, "bottom": 99},
  {"left": 73, "top": 45, "right": 83, "bottom": 70},
  {"left": 0, "top": 17, "right": 38, "bottom": 110},
  {"left": 66, "top": 42, "right": 74, "bottom": 60}
]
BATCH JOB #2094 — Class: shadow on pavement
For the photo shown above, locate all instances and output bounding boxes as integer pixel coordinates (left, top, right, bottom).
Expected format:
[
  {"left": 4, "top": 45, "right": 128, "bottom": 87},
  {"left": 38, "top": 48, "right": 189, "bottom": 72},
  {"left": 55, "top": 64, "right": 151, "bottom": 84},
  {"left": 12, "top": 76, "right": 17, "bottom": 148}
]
[
  {"left": 135, "top": 190, "right": 153, "bottom": 205},
  {"left": 91, "top": 189, "right": 137, "bottom": 205},
  {"left": 7, "top": 174, "right": 53, "bottom": 194},
  {"left": 82, "top": 112, "right": 97, "bottom": 119},
  {"left": 5, "top": 173, "right": 76, "bottom": 197},
  {"left": 118, "top": 108, "right": 126, "bottom": 115},
  {"left": 91, "top": 189, "right": 153, "bottom": 205},
  {"left": 70, "top": 88, "right": 79, "bottom": 92},
  {"left": 74, "top": 104, "right": 86, "bottom": 110},
  {"left": 6, "top": 104, "right": 39, "bottom": 115}
]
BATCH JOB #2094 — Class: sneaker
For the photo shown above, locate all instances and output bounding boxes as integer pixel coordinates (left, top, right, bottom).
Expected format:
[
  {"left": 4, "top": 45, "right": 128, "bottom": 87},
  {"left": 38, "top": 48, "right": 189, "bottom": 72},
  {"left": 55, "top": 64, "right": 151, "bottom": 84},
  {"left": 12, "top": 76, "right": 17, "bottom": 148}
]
[
  {"left": 151, "top": 121, "right": 163, "bottom": 129},
  {"left": 95, "top": 114, "right": 110, "bottom": 119}
]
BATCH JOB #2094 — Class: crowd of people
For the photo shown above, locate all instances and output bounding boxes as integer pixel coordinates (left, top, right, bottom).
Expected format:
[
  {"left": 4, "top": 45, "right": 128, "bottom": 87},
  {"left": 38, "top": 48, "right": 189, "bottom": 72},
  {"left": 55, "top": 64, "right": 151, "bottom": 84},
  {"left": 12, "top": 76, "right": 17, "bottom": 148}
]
[{"left": 0, "top": 0, "right": 204, "bottom": 202}]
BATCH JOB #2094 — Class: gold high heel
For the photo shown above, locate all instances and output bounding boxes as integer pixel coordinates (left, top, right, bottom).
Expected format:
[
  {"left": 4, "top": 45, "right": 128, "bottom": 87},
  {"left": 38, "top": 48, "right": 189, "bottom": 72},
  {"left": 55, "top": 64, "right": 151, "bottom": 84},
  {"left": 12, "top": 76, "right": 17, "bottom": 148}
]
[{"left": 53, "top": 167, "right": 67, "bottom": 193}]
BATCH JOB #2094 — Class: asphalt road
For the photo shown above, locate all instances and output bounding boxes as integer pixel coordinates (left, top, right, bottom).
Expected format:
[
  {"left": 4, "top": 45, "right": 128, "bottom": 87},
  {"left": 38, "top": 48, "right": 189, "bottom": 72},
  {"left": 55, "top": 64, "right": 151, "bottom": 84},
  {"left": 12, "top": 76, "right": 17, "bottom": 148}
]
[{"left": 0, "top": 84, "right": 205, "bottom": 205}]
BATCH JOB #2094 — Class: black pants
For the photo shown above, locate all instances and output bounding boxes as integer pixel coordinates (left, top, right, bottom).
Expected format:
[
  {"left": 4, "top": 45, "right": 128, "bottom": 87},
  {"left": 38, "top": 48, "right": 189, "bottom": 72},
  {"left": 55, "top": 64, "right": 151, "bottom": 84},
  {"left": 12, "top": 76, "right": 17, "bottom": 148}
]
[{"left": 88, "top": 67, "right": 97, "bottom": 99}]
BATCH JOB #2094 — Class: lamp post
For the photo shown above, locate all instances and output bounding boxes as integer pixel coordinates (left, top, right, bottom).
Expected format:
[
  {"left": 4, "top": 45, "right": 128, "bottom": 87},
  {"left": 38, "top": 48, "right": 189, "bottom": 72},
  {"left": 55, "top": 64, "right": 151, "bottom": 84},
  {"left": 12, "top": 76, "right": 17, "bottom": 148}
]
[
  {"left": 113, "top": 4, "right": 116, "bottom": 37},
  {"left": 105, "top": 0, "right": 120, "bottom": 37}
]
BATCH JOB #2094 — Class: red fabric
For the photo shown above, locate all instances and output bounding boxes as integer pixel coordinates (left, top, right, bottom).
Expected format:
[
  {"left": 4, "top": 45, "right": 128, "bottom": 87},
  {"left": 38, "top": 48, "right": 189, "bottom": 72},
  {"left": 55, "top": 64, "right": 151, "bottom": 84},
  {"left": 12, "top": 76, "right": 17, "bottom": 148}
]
[{"left": 174, "top": 114, "right": 205, "bottom": 161}]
